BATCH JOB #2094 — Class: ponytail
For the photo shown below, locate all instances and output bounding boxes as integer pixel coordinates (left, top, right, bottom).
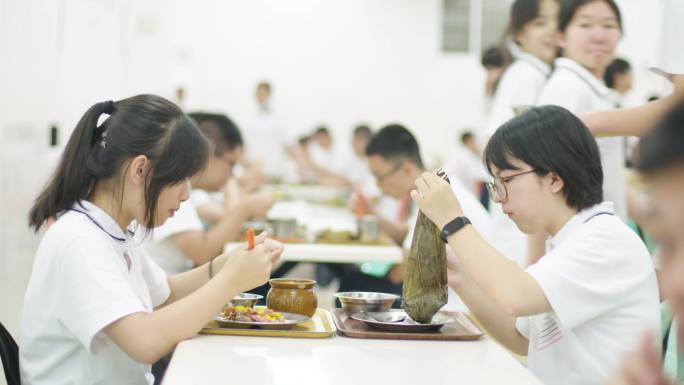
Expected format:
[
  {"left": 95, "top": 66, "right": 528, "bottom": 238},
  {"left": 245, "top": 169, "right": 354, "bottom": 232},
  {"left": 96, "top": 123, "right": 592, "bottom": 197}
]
[
  {"left": 29, "top": 102, "right": 114, "bottom": 230},
  {"left": 29, "top": 94, "right": 209, "bottom": 231}
]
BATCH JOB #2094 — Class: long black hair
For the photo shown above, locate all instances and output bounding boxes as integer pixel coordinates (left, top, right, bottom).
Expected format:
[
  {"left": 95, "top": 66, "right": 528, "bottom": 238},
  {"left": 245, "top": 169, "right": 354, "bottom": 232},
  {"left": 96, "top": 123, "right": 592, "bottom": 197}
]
[
  {"left": 484, "top": 105, "right": 603, "bottom": 210},
  {"left": 29, "top": 94, "right": 209, "bottom": 230}
]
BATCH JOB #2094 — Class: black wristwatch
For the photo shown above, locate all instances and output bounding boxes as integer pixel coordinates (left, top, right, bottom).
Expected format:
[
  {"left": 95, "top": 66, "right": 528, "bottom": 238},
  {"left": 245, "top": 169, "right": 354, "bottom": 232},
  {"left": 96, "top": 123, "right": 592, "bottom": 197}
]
[{"left": 440, "top": 217, "right": 471, "bottom": 243}]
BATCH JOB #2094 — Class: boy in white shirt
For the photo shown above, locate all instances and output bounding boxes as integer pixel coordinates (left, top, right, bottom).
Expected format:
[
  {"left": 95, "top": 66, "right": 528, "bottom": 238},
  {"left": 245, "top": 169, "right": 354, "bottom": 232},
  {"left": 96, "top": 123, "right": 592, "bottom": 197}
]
[
  {"left": 411, "top": 105, "right": 659, "bottom": 385},
  {"left": 143, "top": 112, "right": 272, "bottom": 275}
]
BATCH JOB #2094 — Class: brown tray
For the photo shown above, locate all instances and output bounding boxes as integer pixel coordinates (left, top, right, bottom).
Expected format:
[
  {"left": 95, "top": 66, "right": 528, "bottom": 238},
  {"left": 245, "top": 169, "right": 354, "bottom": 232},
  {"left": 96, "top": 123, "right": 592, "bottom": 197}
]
[
  {"left": 200, "top": 308, "right": 334, "bottom": 338},
  {"left": 331, "top": 308, "right": 484, "bottom": 341}
]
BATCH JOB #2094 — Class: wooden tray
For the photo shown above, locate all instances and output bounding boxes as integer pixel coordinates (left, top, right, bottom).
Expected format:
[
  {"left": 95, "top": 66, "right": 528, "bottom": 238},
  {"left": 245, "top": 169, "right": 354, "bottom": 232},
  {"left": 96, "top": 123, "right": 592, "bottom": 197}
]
[
  {"left": 201, "top": 308, "right": 334, "bottom": 338},
  {"left": 331, "top": 308, "right": 484, "bottom": 341}
]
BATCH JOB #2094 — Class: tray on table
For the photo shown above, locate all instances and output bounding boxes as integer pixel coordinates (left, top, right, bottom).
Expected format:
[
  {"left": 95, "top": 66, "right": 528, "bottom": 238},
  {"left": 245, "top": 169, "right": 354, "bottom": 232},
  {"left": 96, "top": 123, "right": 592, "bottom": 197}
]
[
  {"left": 201, "top": 308, "right": 335, "bottom": 338},
  {"left": 331, "top": 308, "right": 484, "bottom": 341}
]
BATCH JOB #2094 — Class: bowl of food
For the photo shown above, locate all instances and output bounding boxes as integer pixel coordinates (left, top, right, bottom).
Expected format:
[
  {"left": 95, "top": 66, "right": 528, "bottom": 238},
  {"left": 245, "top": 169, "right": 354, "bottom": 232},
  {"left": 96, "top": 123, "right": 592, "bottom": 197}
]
[
  {"left": 334, "top": 292, "right": 400, "bottom": 316},
  {"left": 228, "top": 293, "right": 263, "bottom": 308}
]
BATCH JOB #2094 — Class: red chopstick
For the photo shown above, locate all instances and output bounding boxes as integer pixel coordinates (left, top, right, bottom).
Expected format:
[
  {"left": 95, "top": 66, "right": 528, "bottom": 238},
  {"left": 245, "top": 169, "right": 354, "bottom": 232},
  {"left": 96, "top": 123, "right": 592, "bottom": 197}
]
[{"left": 246, "top": 228, "right": 255, "bottom": 250}]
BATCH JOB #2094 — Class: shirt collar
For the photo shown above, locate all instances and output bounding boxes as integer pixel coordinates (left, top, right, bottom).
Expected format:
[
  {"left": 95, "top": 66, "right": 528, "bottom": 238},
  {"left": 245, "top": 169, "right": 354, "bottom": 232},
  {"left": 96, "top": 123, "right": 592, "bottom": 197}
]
[
  {"left": 69, "top": 200, "right": 130, "bottom": 242},
  {"left": 517, "top": 51, "right": 552, "bottom": 77},
  {"left": 554, "top": 58, "right": 616, "bottom": 100},
  {"left": 548, "top": 202, "right": 615, "bottom": 249}
]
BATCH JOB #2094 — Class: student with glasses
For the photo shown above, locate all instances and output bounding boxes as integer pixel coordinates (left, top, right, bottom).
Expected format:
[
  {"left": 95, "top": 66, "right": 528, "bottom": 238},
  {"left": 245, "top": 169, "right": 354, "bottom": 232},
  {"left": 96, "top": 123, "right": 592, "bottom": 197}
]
[
  {"left": 142, "top": 112, "right": 273, "bottom": 275},
  {"left": 411, "top": 105, "right": 659, "bottom": 385}
]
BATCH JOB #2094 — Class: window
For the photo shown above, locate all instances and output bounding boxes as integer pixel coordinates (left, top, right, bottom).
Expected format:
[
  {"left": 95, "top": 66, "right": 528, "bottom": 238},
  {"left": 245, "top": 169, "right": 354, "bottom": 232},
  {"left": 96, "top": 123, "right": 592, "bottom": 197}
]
[{"left": 442, "top": 0, "right": 511, "bottom": 54}]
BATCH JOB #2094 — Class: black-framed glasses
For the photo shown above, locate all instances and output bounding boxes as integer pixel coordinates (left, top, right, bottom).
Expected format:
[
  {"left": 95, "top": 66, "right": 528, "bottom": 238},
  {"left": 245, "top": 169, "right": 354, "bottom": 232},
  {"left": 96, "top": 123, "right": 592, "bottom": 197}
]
[
  {"left": 374, "top": 161, "right": 403, "bottom": 183},
  {"left": 485, "top": 169, "right": 540, "bottom": 200}
]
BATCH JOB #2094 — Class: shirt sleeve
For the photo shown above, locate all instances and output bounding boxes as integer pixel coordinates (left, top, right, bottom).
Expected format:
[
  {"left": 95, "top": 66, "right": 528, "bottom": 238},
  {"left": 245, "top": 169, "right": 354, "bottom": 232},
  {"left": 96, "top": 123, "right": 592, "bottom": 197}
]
[
  {"left": 537, "top": 78, "right": 586, "bottom": 114},
  {"left": 488, "top": 64, "right": 543, "bottom": 134},
  {"left": 57, "top": 237, "right": 147, "bottom": 352},
  {"left": 515, "top": 316, "right": 531, "bottom": 339},
  {"left": 651, "top": 0, "right": 684, "bottom": 79},
  {"left": 525, "top": 222, "right": 639, "bottom": 331},
  {"left": 152, "top": 199, "right": 204, "bottom": 240}
]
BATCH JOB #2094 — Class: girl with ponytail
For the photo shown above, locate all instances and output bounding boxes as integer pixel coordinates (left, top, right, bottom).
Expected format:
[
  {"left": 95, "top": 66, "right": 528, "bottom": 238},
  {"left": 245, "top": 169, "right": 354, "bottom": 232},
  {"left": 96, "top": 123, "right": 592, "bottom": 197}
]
[{"left": 20, "top": 95, "right": 283, "bottom": 385}]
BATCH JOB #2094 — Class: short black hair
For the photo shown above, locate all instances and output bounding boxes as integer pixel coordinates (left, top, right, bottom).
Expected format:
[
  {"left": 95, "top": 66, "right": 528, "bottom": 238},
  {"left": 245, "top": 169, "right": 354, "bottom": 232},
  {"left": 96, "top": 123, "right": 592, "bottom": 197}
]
[
  {"left": 188, "top": 112, "right": 243, "bottom": 155},
  {"left": 256, "top": 81, "right": 271, "bottom": 92},
  {"left": 366, "top": 124, "right": 424, "bottom": 169},
  {"left": 460, "top": 131, "right": 474, "bottom": 145},
  {"left": 559, "top": 0, "right": 623, "bottom": 33},
  {"left": 484, "top": 105, "right": 603, "bottom": 210},
  {"left": 353, "top": 125, "right": 372, "bottom": 138},
  {"left": 604, "top": 58, "right": 631, "bottom": 89},
  {"left": 314, "top": 126, "right": 330, "bottom": 136},
  {"left": 481, "top": 46, "right": 505, "bottom": 68},
  {"left": 638, "top": 100, "right": 684, "bottom": 173}
]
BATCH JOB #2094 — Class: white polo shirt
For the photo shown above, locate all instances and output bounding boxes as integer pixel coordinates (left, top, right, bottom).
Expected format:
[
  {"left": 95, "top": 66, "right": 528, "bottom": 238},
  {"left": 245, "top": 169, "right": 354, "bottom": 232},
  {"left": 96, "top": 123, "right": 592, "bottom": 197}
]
[
  {"left": 651, "top": 0, "right": 684, "bottom": 80},
  {"left": 516, "top": 202, "right": 660, "bottom": 385},
  {"left": 538, "top": 58, "right": 627, "bottom": 221},
  {"left": 244, "top": 106, "right": 291, "bottom": 179},
  {"left": 487, "top": 50, "right": 551, "bottom": 135},
  {"left": 20, "top": 201, "right": 171, "bottom": 385},
  {"left": 141, "top": 199, "right": 204, "bottom": 275}
]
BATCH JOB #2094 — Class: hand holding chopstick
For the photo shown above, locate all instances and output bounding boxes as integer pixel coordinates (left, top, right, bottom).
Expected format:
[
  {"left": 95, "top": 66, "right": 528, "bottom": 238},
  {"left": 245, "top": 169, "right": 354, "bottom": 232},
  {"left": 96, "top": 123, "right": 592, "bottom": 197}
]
[{"left": 246, "top": 228, "right": 256, "bottom": 250}]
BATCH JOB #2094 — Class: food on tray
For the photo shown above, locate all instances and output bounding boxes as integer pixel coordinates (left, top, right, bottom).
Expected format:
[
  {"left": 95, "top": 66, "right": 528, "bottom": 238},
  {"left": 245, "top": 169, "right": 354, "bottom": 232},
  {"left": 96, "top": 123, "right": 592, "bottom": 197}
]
[
  {"left": 402, "top": 170, "right": 450, "bottom": 324},
  {"left": 317, "top": 229, "right": 354, "bottom": 243},
  {"left": 220, "top": 306, "right": 286, "bottom": 323}
]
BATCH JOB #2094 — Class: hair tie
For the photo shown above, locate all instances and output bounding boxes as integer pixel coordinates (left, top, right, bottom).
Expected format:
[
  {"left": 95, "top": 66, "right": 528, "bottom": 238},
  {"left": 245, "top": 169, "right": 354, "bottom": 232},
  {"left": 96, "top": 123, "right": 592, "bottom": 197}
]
[{"left": 102, "top": 100, "right": 114, "bottom": 115}]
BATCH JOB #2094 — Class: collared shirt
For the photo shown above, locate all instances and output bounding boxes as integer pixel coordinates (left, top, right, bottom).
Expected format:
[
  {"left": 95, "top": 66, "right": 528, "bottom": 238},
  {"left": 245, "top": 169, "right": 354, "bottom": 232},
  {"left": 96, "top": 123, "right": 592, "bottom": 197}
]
[
  {"left": 538, "top": 58, "right": 627, "bottom": 221},
  {"left": 20, "top": 201, "right": 170, "bottom": 385},
  {"left": 516, "top": 202, "right": 660, "bottom": 385},
  {"left": 487, "top": 50, "right": 551, "bottom": 135},
  {"left": 141, "top": 199, "right": 204, "bottom": 275},
  {"left": 651, "top": 0, "right": 684, "bottom": 80}
]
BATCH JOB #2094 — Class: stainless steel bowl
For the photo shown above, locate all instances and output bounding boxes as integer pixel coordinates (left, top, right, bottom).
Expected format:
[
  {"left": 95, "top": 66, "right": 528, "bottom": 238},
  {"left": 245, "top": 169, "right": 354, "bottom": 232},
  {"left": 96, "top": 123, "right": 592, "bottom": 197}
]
[
  {"left": 228, "top": 293, "right": 264, "bottom": 308},
  {"left": 268, "top": 218, "right": 298, "bottom": 238},
  {"left": 334, "top": 292, "right": 400, "bottom": 316}
]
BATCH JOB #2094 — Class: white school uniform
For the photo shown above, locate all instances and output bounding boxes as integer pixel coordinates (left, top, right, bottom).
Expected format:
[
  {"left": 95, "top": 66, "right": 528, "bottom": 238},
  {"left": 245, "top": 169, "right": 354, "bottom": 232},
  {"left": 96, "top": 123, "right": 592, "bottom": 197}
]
[
  {"left": 244, "top": 106, "right": 290, "bottom": 179},
  {"left": 141, "top": 199, "right": 204, "bottom": 275},
  {"left": 487, "top": 50, "right": 551, "bottom": 135},
  {"left": 20, "top": 201, "right": 170, "bottom": 385},
  {"left": 346, "top": 153, "right": 382, "bottom": 198},
  {"left": 516, "top": 202, "right": 660, "bottom": 385},
  {"left": 538, "top": 58, "right": 627, "bottom": 221},
  {"left": 651, "top": 0, "right": 684, "bottom": 80}
]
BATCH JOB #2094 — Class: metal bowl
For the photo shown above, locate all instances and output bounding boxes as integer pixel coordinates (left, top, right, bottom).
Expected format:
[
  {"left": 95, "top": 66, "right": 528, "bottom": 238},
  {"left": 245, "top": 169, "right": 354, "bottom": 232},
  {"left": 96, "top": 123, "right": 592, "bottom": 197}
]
[
  {"left": 334, "top": 292, "right": 400, "bottom": 316},
  {"left": 228, "top": 293, "right": 263, "bottom": 308}
]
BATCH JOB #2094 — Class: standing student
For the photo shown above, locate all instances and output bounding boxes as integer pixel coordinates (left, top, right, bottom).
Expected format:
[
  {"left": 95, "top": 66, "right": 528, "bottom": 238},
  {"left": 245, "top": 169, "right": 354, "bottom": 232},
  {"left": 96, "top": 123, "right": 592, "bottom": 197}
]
[
  {"left": 411, "top": 106, "right": 659, "bottom": 385},
  {"left": 20, "top": 95, "right": 283, "bottom": 385},
  {"left": 582, "top": 0, "right": 684, "bottom": 138},
  {"left": 485, "top": 0, "right": 560, "bottom": 267},
  {"left": 243, "top": 81, "right": 291, "bottom": 181},
  {"left": 487, "top": 0, "right": 559, "bottom": 134},
  {"left": 537, "top": 0, "right": 626, "bottom": 220}
]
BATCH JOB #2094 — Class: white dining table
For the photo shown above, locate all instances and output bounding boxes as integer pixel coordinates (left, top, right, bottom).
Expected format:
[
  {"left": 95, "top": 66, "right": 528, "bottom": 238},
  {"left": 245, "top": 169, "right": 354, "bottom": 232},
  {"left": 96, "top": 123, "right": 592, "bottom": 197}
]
[
  {"left": 225, "top": 200, "right": 404, "bottom": 264},
  {"left": 162, "top": 328, "right": 542, "bottom": 385}
]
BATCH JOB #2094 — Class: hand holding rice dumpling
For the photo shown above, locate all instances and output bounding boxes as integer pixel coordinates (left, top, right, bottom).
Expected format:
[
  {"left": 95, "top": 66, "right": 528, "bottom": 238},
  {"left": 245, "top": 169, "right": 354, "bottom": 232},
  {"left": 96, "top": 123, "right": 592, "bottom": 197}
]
[{"left": 402, "top": 170, "right": 450, "bottom": 324}]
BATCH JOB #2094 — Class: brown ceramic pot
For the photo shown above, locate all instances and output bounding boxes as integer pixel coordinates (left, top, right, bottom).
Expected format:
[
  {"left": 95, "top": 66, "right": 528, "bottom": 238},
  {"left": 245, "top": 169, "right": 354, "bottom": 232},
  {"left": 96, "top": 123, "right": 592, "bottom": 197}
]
[{"left": 266, "top": 278, "right": 317, "bottom": 317}]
